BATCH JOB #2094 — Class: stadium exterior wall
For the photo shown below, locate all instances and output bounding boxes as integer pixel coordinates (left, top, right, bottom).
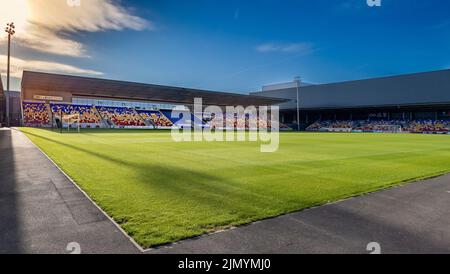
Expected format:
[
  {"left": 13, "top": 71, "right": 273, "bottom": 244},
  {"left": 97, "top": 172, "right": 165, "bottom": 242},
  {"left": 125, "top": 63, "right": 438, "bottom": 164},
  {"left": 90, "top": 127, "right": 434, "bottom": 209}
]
[
  {"left": 252, "top": 69, "right": 450, "bottom": 110},
  {"left": 7, "top": 91, "right": 22, "bottom": 126},
  {"left": 0, "top": 75, "right": 4, "bottom": 126},
  {"left": 251, "top": 69, "right": 450, "bottom": 127},
  {"left": 18, "top": 69, "right": 450, "bottom": 130}
]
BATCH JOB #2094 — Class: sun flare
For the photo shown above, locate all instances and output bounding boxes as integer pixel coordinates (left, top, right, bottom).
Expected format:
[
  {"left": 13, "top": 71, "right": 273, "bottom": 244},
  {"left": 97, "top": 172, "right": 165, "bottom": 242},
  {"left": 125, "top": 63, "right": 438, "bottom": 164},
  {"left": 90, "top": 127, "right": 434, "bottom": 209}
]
[{"left": 0, "top": 0, "right": 29, "bottom": 35}]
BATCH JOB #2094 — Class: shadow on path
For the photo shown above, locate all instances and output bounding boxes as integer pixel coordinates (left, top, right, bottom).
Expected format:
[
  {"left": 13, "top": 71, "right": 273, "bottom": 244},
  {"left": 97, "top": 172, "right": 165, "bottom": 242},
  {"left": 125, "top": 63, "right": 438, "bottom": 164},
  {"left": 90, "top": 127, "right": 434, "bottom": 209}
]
[{"left": 0, "top": 128, "right": 22, "bottom": 253}]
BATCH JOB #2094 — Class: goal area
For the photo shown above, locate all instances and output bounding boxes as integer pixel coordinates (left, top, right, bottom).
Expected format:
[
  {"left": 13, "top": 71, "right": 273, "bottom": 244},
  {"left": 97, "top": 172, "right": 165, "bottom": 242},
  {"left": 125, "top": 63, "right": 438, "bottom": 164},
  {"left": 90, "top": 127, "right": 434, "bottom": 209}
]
[{"left": 62, "top": 113, "right": 81, "bottom": 133}]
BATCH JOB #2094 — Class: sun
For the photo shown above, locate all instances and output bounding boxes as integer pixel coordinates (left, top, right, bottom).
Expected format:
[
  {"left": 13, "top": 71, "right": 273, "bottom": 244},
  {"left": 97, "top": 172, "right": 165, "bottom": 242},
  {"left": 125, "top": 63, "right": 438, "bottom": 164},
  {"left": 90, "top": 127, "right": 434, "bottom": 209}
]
[{"left": 0, "top": 0, "right": 29, "bottom": 35}]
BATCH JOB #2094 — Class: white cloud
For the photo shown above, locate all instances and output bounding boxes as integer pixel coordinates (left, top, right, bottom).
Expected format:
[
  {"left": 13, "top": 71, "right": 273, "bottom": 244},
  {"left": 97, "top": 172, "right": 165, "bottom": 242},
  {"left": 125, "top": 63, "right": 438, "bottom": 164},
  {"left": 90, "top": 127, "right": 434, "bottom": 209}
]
[
  {"left": 0, "top": 55, "right": 103, "bottom": 78},
  {"left": 256, "top": 42, "right": 314, "bottom": 54},
  {"left": 0, "top": 0, "right": 152, "bottom": 57}
]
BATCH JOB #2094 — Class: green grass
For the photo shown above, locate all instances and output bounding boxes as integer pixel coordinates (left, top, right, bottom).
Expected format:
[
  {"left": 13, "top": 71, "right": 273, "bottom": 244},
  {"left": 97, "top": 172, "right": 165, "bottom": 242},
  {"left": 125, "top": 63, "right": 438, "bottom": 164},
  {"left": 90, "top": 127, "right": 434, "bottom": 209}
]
[{"left": 19, "top": 127, "right": 450, "bottom": 248}]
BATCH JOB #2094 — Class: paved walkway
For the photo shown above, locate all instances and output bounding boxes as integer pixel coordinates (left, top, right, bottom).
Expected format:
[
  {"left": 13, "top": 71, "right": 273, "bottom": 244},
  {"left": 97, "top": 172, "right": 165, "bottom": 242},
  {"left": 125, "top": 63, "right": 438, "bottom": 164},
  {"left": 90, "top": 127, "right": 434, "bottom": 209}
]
[
  {"left": 148, "top": 173, "right": 450, "bottom": 254},
  {"left": 0, "top": 128, "right": 138, "bottom": 254},
  {"left": 2, "top": 128, "right": 449, "bottom": 254}
]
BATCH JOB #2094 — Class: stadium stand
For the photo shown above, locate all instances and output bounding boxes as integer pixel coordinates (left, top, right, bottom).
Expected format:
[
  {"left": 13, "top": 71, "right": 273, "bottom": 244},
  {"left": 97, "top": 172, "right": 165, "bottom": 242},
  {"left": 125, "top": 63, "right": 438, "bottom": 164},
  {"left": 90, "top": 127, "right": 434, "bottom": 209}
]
[
  {"left": 306, "top": 120, "right": 355, "bottom": 132},
  {"left": 205, "top": 112, "right": 285, "bottom": 130},
  {"left": 306, "top": 119, "right": 450, "bottom": 134},
  {"left": 97, "top": 106, "right": 146, "bottom": 127},
  {"left": 19, "top": 69, "right": 450, "bottom": 133},
  {"left": 22, "top": 99, "right": 449, "bottom": 134},
  {"left": 160, "top": 109, "right": 206, "bottom": 128},
  {"left": 206, "top": 113, "right": 260, "bottom": 130},
  {"left": 404, "top": 120, "right": 450, "bottom": 134},
  {"left": 51, "top": 104, "right": 102, "bottom": 127},
  {"left": 23, "top": 102, "right": 281, "bottom": 130},
  {"left": 355, "top": 120, "right": 404, "bottom": 133},
  {"left": 22, "top": 102, "right": 51, "bottom": 127},
  {"left": 137, "top": 110, "right": 173, "bottom": 128}
]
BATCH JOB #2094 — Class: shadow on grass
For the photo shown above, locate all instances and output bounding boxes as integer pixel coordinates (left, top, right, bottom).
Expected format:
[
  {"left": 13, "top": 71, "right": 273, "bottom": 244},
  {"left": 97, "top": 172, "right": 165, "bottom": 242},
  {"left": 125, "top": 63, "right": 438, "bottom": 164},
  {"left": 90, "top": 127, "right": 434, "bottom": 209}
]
[{"left": 22, "top": 130, "right": 279, "bottom": 220}]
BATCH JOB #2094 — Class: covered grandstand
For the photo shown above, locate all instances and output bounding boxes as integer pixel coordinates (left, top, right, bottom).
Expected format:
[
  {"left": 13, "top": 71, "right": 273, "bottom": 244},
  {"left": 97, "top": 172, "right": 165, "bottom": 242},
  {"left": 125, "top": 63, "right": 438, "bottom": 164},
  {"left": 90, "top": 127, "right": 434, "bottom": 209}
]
[
  {"left": 21, "top": 71, "right": 286, "bottom": 130},
  {"left": 252, "top": 69, "right": 450, "bottom": 134},
  {"left": 18, "top": 69, "right": 450, "bottom": 133}
]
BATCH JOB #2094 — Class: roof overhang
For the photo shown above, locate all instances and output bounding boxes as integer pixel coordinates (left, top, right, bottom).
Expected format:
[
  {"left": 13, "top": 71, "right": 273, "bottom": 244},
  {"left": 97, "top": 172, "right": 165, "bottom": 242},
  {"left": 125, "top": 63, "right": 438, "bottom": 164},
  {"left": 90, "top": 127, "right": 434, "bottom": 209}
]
[
  {"left": 282, "top": 102, "right": 450, "bottom": 111},
  {"left": 21, "top": 71, "right": 287, "bottom": 107}
]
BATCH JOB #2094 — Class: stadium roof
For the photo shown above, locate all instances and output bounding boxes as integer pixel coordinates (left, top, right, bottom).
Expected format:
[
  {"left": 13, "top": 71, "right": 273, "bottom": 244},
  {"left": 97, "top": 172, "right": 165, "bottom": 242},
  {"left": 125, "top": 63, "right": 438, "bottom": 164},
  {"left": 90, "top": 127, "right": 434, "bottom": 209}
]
[
  {"left": 262, "top": 81, "right": 314, "bottom": 91},
  {"left": 252, "top": 69, "right": 450, "bottom": 110},
  {"left": 21, "top": 71, "right": 286, "bottom": 107}
]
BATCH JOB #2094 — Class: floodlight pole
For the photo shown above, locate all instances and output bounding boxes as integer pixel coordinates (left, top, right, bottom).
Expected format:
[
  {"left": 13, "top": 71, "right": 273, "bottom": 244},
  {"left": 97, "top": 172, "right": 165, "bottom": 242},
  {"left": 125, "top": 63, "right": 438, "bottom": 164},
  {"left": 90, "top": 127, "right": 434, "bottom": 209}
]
[
  {"left": 5, "top": 22, "right": 15, "bottom": 127},
  {"left": 294, "top": 77, "right": 301, "bottom": 131}
]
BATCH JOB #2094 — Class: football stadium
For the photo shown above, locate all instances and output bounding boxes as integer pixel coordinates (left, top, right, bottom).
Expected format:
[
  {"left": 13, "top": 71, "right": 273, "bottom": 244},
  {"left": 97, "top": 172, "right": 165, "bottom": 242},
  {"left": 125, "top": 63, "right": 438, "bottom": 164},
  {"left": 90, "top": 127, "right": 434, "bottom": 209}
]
[
  {"left": 17, "top": 69, "right": 450, "bottom": 134},
  {"left": 2, "top": 69, "right": 449, "bottom": 249}
]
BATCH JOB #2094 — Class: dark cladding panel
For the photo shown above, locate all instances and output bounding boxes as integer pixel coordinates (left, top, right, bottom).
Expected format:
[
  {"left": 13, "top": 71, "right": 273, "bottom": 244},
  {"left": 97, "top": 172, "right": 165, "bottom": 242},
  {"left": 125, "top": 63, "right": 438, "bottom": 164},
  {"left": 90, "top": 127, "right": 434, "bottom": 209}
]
[
  {"left": 250, "top": 88, "right": 298, "bottom": 109},
  {"left": 0, "top": 76, "right": 4, "bottom": 124},
  {"left": 252, "top": 69, "right": 450, "bottom": 109},
  {"left": 301, "top": 70, "right": 450, "bottom": 109},
  {"left": 0, "top": 75, "right": 3, "bottom": 100}
]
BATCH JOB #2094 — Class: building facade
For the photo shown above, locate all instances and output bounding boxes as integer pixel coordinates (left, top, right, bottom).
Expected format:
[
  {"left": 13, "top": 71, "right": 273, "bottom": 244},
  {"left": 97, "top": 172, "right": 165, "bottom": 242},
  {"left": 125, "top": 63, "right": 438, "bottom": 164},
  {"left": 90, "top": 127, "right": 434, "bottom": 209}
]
[
  {"left": 252, "top": 69, "right": 450, "bottom": 129},
  {"left": 17, "top": 69, "right": 450, "bottom": 132},
  {"left": 20, "top": 71, "right": 285, "bottom": 129},
  {"left": 0, "top": 76, "right": 4, "bottom": 126}
]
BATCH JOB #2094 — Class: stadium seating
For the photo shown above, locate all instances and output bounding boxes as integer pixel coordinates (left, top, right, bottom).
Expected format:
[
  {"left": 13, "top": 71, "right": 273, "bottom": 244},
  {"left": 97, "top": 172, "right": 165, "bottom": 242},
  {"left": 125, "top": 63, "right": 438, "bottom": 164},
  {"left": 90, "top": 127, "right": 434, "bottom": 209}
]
[
  {"left": 205, "top": 112, "right": 276, "bottom": 130},
  {"left": 23, "top": 101, "right": 448, "bottom": 134},
  {"left": 97, "top": 106, "right": 146, "bottom": 127},
  {"left": 305, "top": 121, "right": 323, "bottom": 131},
  {"left": 137, "top": 110, "right": 173, "bottom": 127},
  {"left": 160, "top": 110, "right": 206, "bottom": 128},
  {"left": 23, "top": 102, "right": 51, "bottom": 127},
  {"left": 306, "top": 120, "right": 355, "bottom": 132},
  {"left": 306, "top": 119, "right": 450, "bottom": 134},
  {"left": 403, "top": 120, "right": 450, "bottom": 134},
  {"left": 354, "top": 120, "right": 404, "bottom": 132},
  {"left": 21, "top": 100, "right": 292, "bottom": 130},
  {"left": 51, "top": 104, "right": 102, "bottom": 126}
]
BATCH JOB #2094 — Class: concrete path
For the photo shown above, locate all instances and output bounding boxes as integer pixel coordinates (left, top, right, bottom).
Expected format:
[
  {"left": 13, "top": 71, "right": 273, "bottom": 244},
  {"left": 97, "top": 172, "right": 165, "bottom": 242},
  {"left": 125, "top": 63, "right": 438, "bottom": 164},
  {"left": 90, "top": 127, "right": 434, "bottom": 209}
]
[
  {"left": 148, "top": 173, "right": 450, "bottom": 254},
  {"left": 0, "top": 128, "right": 139, "bottom": 254}
]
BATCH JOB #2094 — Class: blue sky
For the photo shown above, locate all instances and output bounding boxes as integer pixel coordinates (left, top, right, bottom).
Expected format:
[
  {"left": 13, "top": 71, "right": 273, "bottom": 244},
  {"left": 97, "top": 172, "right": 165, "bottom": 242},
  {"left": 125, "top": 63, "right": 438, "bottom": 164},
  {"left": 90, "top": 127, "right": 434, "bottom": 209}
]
[{"left": 1, "top": 0, "right": 450, "bottom": 93}]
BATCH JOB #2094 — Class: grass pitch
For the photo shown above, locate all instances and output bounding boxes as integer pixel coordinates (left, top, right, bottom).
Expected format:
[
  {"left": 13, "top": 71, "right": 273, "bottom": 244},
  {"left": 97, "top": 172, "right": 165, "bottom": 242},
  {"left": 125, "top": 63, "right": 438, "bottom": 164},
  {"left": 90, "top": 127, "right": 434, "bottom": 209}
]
[{"left": 20, "top": 128, "right": 450, "bottom": 248}]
